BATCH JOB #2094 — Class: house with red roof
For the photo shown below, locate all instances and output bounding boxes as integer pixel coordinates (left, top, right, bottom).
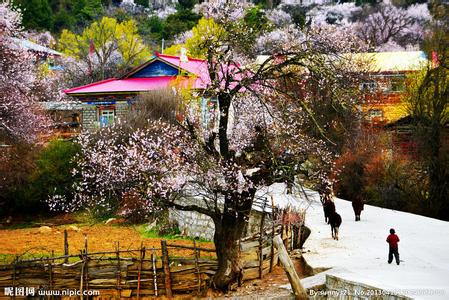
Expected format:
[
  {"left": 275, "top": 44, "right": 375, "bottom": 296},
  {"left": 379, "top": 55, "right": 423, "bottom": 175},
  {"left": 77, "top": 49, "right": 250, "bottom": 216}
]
[{"left": 64, "top": 53, "right": 211, "bottom": 130}]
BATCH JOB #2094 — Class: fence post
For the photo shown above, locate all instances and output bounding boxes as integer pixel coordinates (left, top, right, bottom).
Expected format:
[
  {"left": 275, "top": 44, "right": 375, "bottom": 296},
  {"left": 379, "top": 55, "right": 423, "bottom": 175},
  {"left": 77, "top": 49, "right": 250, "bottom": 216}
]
[
  {"left": 137, "top": 243, "right": 145, "bottom": 300},
  {"left": 258, "top": 200, "right": 267, "bottom": 279},
  {"left": 84, "top": 235, "right": 89, "bottom": 291},
  {"left": 12, "top": 256, "right": 17, "bottom": 300},
  {"left": 278, "top": 209, "right": 285, "bottom": 266},
  {"left": 270, "top": 196, "right": 275, "bottom": 272},
  {"left": 115, "top": 242, "right": 121, "bottom": 294},
  {"left": 49, "top": 250, "right": 54, "bottom": 300},
  {"left": 80, "top": 250, "right": 85, "bottom": 300},
  {"left": 161, "top": 240, "right": 172, "bottom": 297},
  {"left": 63, "top": 230, "right": 69, "bottom": 263},
  {"left": 193, "top": 240, "right": 201, "bottom": 293},
  {"left": 151, "top": 248, "right": 158, "bottom": 296}
]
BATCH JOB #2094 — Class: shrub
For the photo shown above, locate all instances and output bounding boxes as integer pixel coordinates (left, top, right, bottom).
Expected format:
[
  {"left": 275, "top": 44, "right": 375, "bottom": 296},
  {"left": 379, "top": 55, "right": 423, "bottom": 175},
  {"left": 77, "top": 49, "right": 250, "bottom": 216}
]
[
  {"left": 25, "top": 139, "right": 80, "bottom": 214},
  {"left": 334, "top": 130, "right": 427, "bottom": 215}
]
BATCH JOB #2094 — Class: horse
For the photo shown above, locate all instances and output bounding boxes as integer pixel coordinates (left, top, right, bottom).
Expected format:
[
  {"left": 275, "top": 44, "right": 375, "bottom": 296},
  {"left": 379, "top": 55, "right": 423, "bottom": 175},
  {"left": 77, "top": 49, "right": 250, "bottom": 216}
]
[
  {"left": 323, "top": 200, "right": 336, "bottom": 224},
  {"left": 352, "top": 198, "right": 364, "bottom": 221},
  {"left": 329, "top": 211, "right": 342, "bottom": 240}
]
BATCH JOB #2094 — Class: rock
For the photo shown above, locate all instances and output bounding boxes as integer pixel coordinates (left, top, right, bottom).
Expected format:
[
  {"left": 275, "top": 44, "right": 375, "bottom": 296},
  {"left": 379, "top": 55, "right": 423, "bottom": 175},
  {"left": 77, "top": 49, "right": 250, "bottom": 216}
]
[
  {"left": 39, "top": 226, "right": 52, "bottom": 234},
  {"left": 146, "top": 220, "right": 157, "bottom": 231},
  {"left": 67, "top": 225, "right": 81, "bottom": 232},
  {"left": 105, "top": 218, "right": 126, "bottom": 225},
  {"left": 105, "top": 218, "right": 116, "bottom": 225}
]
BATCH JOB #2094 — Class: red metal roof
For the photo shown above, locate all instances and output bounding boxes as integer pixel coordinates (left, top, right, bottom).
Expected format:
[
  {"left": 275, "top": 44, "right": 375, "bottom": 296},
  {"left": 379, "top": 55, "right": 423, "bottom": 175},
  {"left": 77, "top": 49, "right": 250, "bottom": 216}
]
[
  {"left": 65, "top": 77, "right": 179, "bottom": 94},
  {"left": 64, "top": 54, "right": 211, "bottom": 96}
]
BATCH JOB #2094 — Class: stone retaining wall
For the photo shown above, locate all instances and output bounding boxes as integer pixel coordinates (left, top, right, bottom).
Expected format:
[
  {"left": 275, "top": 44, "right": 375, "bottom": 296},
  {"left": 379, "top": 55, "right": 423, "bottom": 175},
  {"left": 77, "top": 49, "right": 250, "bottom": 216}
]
[
  {"left": 169, "top": 208, "right": 267, "bottom": 241},
  {"left": 168, "top": 208, "right": 215, "bottom": 241},
  {"left": 324, "top": 274, "right": 412, "bottom": 300}
]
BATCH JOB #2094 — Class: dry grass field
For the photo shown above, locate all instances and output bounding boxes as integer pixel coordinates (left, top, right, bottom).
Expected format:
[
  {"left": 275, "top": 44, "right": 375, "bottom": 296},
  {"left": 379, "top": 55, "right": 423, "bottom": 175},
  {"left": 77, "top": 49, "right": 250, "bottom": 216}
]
[{"left": 0, "top": 216, "right": 214, "bottom": 263}]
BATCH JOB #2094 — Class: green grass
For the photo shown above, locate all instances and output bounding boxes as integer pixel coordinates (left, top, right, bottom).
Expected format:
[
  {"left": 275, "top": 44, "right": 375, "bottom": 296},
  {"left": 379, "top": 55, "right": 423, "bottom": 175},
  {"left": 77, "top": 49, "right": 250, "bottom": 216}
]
[
  {"left": 2, "top": 221, "right": 38, "bottom": 230},
  {"left": 135, "top": 224, "right": 211, "bottom": 243}
]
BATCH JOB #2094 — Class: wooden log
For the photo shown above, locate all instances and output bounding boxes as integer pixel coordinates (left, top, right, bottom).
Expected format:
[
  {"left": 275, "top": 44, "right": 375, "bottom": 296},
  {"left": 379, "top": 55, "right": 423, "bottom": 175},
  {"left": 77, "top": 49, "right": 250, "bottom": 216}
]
[
  {"left": 272, "top": 235, "right": 307, "bottom": 300},
  {"left": 240, "top": 240, "right": 259, "bottom": 251},
  {"left": 161, "top": 240, "right": 172, "bottom": 298},
  {"left": 166, "top": 244, "right": 215, "bottom": 253}
]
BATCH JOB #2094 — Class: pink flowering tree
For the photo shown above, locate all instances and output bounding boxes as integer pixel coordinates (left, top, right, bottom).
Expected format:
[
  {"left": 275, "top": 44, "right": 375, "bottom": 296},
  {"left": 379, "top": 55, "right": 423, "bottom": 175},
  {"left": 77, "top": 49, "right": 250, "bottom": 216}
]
[
  {"left": 0, "top": 2, "right": 53, "bottom": 144},
  {"left": 64, "top": 0, "right": 367, "bottom": 290}
]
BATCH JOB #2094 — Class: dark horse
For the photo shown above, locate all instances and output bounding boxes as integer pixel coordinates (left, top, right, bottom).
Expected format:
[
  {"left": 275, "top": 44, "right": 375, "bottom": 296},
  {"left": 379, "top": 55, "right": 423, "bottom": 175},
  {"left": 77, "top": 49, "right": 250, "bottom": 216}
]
[
  {"left": 329, "top": 212, "right": 342, "bottom": 240},
  {"left": 352, "top": 198, "right": 364, "bottom": 221},
  {"left": 323, "top": 199, "right": 336, "bottom": 224}
]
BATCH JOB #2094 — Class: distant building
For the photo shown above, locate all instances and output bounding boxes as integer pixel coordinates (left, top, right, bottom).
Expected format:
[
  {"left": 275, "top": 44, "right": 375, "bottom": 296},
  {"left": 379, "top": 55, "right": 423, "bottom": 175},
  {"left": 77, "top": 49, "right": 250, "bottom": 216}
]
[
  {"left": 356, "top": 51, "right": 429, "bottom": 157},
  {"left": 11, "top": 37, "right": 63, "bottom": 70},
  {"left": 356, "top": 51, "right": 428, "bottom": 125},
  {"left": 64, "top": 53, "right": 211, "bottom": 130}
]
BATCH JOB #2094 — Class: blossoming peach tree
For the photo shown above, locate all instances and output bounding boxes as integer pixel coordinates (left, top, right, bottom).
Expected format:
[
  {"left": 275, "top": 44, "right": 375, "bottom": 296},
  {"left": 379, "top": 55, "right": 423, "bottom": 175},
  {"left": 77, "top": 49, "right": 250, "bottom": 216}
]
[
  {"left": 54, "top": 0, "right": 367, "bottom": 290},
  {"left": 0, "top": 2, "right": 54, "bottom": 144}
]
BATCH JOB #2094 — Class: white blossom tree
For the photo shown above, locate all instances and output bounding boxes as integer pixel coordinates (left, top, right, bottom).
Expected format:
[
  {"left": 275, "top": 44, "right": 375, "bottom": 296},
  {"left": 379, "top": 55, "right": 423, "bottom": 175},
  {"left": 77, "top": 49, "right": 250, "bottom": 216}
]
[
  {"left": 0, "top": 2, "right": 52, "bottom": 144},
  {"left": 306, "top": 1, "right": 431, "bottom": 51},
  {"left": 356, "top": 2, "right": 430, "bottom": 50},
  {"left": 58, "top": 0, "right": 368, "bottom": 290}
]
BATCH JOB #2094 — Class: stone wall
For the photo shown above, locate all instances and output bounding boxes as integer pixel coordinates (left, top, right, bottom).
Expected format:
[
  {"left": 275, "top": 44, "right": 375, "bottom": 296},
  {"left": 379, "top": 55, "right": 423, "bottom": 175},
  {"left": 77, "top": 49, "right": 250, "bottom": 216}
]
[
  {"left": 81, "top": 104, "right": 97, "bottom": 131},
  {"left": 324, "top": 274, "right": 412, "bottom": 300},
  {"left": 81, "top": 100, "right": 131, "bottom": 130},
  {"left": 115, "top": 101, "right": 131, "bottom": 120},
  {"left": 168, "top": 208, "right": 215, "bottom": 241},
  {"left": 169, "top": 208, "right": 269, "bottom": 241}
]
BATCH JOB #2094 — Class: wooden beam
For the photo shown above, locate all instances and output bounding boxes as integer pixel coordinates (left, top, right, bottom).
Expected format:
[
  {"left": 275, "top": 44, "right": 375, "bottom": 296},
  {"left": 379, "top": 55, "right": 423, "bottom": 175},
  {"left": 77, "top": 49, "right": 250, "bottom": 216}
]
[{"left": 273, "top": 235, "right": 307, "bottom": 300}]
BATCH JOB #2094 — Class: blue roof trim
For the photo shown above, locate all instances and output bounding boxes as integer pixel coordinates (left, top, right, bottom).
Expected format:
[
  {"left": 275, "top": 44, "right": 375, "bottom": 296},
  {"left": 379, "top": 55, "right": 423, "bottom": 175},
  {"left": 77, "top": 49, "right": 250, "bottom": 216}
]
[{"left": 130, "top": 60, "right": 179, "bottom": 78}]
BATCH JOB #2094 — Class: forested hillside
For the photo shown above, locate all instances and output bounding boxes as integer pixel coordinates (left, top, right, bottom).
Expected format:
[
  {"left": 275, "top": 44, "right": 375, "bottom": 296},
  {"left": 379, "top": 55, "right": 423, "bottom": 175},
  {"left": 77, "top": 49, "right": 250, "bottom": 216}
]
[{"left": 13, "top": 0, "right": 432, "bottom": 52}]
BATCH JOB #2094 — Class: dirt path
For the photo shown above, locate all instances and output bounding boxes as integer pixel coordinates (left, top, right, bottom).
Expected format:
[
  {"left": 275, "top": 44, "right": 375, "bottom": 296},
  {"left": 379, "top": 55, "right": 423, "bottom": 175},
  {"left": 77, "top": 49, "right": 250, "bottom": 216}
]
[{"left": 208, "top": 258, "right": 307, "bottom": 299}]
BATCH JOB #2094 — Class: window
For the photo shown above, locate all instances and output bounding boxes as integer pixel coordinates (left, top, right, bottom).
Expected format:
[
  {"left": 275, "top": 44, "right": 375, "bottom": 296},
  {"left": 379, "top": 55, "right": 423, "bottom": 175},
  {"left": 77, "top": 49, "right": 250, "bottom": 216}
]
[
  {"left": 368, "top": 109, "right": 383, "bottom": 119},
  {"left": 390, "top": 76, "right": 405, "bottom": 92},
  {"left": 99, "top": 110, "right": 115, "bottom": 127},
  {"left": 360, "top": 81, "right": 377, "bottom": 92}
]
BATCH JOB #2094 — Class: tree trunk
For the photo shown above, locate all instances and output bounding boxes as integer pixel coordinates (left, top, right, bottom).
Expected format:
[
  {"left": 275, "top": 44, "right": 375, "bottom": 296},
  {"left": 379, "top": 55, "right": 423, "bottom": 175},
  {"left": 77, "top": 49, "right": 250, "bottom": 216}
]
[{"left": 212, "top": 192, "right": 254, "bottom": 290}]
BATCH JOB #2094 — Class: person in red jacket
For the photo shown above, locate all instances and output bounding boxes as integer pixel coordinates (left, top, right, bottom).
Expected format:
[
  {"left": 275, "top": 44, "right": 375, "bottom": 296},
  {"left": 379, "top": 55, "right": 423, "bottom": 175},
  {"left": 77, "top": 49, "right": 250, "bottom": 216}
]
[{"left": 386, "top": 228, "right": 400, "bottom": 265}]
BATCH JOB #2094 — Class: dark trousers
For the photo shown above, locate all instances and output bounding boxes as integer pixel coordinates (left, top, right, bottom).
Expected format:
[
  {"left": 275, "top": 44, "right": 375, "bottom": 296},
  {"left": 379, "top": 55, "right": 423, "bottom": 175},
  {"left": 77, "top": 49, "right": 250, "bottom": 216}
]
[{"left": 388, "top": 247, "right": 400, "bottom": 265}]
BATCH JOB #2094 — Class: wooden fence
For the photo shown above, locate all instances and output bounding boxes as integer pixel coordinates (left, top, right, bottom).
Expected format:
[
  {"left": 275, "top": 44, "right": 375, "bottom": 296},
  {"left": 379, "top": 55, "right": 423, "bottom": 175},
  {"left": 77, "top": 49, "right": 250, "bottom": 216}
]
[{"left": 0, "top": 211, "right": 301, "bottom": 298}]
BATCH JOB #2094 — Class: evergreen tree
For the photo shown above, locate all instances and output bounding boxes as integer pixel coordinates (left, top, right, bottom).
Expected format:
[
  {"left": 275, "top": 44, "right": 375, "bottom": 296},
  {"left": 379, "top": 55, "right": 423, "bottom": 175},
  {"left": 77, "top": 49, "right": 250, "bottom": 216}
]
[{"left": 16, "top": 0, "right": 54, "bottom": 31}]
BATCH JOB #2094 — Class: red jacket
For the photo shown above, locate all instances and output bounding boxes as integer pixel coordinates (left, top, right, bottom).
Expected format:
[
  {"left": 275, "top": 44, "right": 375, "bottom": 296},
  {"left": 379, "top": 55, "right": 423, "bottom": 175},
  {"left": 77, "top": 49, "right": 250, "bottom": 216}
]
[{"left": 387, "top": 234, "right": 400, "bottom": 249}]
